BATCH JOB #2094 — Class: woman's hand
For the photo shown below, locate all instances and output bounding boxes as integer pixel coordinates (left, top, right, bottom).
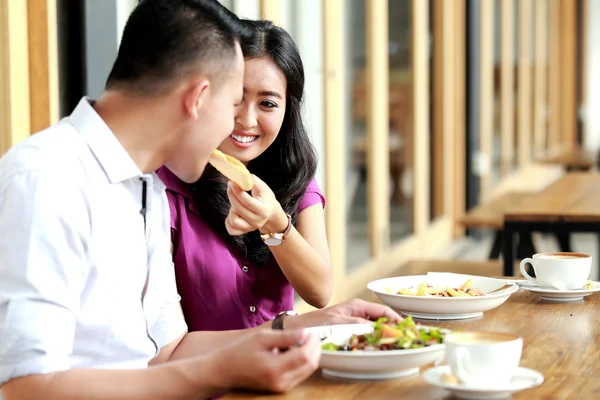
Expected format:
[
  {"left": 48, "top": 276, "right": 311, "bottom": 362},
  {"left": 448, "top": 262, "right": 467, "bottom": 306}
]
[
  {"left": 283, "top": 299, "right": 403, "bottom": 330},
  {"left": 225, "top": 175, "right": 289, "bottom": 236}
]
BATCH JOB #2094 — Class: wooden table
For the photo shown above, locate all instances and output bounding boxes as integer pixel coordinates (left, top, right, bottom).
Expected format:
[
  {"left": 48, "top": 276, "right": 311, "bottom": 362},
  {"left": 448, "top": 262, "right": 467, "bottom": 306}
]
[
  {"left": 536, "top": 146, "right": 597, "bottom": 172},
  {"left": 460, "top": 192, "right": 537, "bottom": 259},
  {"left": 502, "top": 172, "right": 600, "bottom": 276},
  {"left": 223, "top": 288, "right": 600, "bottom": 399}
]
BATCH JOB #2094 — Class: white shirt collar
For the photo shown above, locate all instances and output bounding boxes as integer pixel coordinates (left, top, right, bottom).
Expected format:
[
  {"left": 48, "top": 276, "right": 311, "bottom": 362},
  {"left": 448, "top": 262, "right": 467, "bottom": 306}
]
[{"left": 69, "top": 97, "right": 143, "bottom": 184}]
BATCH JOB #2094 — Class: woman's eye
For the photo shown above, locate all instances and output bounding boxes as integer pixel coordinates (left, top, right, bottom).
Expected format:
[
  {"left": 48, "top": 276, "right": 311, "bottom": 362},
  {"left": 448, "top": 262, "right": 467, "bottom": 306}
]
[{"left": 260, "top": 101, "right": 277, "bottom": 109}]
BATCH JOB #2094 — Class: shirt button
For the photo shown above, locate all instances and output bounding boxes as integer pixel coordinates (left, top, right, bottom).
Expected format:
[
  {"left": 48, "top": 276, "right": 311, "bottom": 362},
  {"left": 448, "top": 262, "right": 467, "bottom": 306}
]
[
  {"left": 242, "top": 266, "right": 249, "bottom": 272},
  {"left": 249, "top": 306, "right": 256, "bottom": 313}
]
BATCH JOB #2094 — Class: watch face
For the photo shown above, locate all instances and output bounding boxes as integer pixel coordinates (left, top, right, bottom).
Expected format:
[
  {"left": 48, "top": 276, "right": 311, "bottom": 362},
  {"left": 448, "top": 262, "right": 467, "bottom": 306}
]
[{"left": 264, "top": 237, "right": 283, "bottom": 246}]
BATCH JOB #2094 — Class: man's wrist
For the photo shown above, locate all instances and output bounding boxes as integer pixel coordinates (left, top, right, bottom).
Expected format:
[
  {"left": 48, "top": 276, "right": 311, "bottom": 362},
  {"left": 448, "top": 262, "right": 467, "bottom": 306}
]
[
  {"left": 196, "top": 351, "right": 232, "bottom": 394},
  {"left": 277, "top": 313, "right": 307, "bottom": 330},
  {"left": 272, "top": 310, "right": 300, "bottom": 330}
]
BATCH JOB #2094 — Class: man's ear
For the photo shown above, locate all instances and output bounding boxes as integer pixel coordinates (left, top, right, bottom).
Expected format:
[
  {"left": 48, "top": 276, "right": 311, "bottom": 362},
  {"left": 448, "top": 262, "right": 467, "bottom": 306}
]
[{"left": 183, "top": 79, "right": 210, "bottom": 120}]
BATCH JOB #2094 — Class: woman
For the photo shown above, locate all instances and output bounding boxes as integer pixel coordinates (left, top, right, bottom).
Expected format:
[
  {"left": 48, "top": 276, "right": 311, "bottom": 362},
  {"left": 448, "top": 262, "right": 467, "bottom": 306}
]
[{"left": 157, "top": 20, "right": 332, "bottom": 332}]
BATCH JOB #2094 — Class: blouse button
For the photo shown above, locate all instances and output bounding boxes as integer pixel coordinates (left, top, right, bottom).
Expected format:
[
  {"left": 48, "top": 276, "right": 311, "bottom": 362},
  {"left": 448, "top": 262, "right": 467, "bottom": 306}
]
[
  {"left": 242, "top": 265, "right": 249, "bottom": 273},
  {"left": 249, "top": 305, "right": 256, "bottom": 313}
]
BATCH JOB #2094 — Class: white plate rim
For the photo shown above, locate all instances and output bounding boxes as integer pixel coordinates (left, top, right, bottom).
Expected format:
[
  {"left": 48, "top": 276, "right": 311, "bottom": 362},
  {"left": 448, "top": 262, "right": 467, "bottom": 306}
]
[
  {"left": 320, "top": 324, "right": 449, "bottom": 357},
  {"left": 321, "top": 367, "right": 420, "bottom": 380},
  {"left": 401, "top": 311, "right": 483, "bottom": 320},
  {"left": 367, "top": 276, "right": 519, "bottom": 300},
  {"left": 321, "top": 341, "right": 446, "bottom": 357},
  {"left": 422, "top": 365, "right": 544, "bottom": 393},
  {"left": 517, "top": 281, "right": 600, "bottom": 295},
  {"left": 538, "top": 295, "right": 585, "bottom": 302}
]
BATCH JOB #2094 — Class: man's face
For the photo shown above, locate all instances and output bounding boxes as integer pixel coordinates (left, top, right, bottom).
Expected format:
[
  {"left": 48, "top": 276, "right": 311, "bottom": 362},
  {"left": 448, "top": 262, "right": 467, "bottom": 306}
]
[{"left": 167, "top": 43, "right": 244, "bottom": 183}]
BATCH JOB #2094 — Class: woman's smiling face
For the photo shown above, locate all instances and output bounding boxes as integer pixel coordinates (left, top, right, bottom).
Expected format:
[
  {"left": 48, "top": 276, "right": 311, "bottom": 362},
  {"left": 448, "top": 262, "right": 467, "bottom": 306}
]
[{"left": 218, "top": 56, "right": 287, "bottom": 164}]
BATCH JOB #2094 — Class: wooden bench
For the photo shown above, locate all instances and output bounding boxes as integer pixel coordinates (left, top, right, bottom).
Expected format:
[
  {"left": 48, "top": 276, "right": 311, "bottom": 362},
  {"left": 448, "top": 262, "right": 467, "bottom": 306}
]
[
  {"left": 536, "top": 146, "right": 597, "bottom": 172},
  {"left": 397, "top": 259, "right": 504, "bottom": 276},
  {"left": 461, "top": 192, "right": 530, "bottom": 230},
  {"left": 460, "top": 192, "right": 538, "bottom": 259},
  {"left": 460, "top": 164, "right": 566, "bottom": 259},
  {"left": 489, "top": 163, "right": 564, "bottom": 196}
]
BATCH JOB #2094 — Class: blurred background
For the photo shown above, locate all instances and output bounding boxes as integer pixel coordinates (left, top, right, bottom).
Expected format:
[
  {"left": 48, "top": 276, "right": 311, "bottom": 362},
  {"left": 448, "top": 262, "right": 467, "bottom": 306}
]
[{"left": 1, "top": 0, "right": 598, "bottom": 309}]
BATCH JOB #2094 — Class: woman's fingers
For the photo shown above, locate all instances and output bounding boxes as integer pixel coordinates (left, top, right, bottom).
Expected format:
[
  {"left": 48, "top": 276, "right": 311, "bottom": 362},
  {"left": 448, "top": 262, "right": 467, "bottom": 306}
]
[
  {"left": 228, "top": 181, "right": 265, "bottom": 213},
  {"left": 226, "top": 212, "right": 255, "bottom": 235},
  {"left": 227, "top": 183, "right": 270, "bottom": 226},
  {"left": 228, "top": 186, "right": 263, "bottom": 225}
]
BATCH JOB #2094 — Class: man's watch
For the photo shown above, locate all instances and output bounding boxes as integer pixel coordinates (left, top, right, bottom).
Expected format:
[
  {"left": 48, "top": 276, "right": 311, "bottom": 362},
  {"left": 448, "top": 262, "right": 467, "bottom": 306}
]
[
  {"left": 261, "top": 213, "right": 292, "bottom": 246},
  {"left": 272, "top": 310, "right": 299, "bottom": 330}
]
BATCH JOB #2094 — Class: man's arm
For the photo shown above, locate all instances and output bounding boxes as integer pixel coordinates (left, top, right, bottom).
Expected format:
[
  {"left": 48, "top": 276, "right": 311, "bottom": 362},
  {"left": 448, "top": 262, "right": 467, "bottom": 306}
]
[
  {"left": 0, "top": 171, "right": 221, "bottom": 400},
  {"left": 167, "top": 326, "right": 269, "bottom": 361},
  {"left": 150, "top": 316, "right": 272, "bottom": 364},
  {"left": 1, "top": 357, "right": 223, "bottom": 400},
  {"left": 157, "top": 299, "right": 402, "bottom": 363},
  {"left": 2, "top": 328, "right": 321, "bottom": 400}
]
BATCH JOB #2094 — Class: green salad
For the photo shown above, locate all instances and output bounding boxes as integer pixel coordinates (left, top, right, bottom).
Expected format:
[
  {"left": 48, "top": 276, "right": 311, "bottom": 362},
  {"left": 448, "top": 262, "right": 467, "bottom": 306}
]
[{"left": 322, "top": 316, "right": 446, "bottom": 352}]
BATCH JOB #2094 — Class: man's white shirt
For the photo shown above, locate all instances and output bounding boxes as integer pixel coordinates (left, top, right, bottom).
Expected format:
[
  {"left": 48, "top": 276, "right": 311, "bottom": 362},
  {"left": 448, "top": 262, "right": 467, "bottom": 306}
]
[{"left": 0, "top": 98, "right": 187, "bottom": 391}]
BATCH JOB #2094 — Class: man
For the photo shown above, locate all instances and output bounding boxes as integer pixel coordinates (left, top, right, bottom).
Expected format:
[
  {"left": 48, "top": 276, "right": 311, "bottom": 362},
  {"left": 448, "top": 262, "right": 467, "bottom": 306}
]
[{"left": 0, "top": 1, "right": 399, "bottom": 399}]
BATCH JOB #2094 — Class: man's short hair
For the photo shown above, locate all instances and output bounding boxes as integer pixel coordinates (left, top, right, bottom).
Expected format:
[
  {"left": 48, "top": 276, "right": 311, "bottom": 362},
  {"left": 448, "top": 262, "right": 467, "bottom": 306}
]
[{"left": 105, "top": 0, "right": 251, "bottom": 95}]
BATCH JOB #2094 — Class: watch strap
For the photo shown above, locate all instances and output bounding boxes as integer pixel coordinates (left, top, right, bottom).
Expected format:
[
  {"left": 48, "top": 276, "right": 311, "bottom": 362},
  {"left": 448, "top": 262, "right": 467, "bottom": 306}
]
[
  {"left": 272, "top": 310, "right": 299, "bottom": 330},
  {"left": 261, "top": 213, "right": 292, "bottom": 244}
]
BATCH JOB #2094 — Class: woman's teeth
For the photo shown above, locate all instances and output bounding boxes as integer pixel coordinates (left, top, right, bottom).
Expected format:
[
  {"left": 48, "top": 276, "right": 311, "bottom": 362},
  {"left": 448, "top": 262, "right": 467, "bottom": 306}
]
[{"left": 231, "top": 134, "right": 258, "bottom": 143}]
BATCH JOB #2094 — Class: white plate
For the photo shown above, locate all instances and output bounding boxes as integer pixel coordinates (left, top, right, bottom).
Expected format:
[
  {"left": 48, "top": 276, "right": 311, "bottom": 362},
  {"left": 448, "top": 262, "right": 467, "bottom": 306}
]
[
  {"left": 319, "top": 324, "right": 446, "bottom": 380},
  {"left": 517, "top": 280, "right": 600, "bottom": 302},
  {"left": 367, "top": 273, "right": 519, "bottom": 320},
  {"left": 422, "top": 366, "right": 544, "bottom": 400}
]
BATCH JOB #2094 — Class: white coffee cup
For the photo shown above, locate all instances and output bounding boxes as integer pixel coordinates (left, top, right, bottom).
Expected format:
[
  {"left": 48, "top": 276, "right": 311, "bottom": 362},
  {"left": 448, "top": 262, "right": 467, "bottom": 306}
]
[
  {"left": 445, "top": 331, "right": 523, "bottom": 387},
  {"left": 519, "top": 252, "right": 591, "bottom": 290}
]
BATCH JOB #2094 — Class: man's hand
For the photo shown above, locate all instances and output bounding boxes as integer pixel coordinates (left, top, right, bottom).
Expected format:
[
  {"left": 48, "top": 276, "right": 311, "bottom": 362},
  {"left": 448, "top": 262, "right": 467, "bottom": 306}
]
[
  {"left": 211, "top": 329, "right": 320, "bottom": 393},
  {"left": 285, "top": 299, "right": 402, "bottom": 330}
]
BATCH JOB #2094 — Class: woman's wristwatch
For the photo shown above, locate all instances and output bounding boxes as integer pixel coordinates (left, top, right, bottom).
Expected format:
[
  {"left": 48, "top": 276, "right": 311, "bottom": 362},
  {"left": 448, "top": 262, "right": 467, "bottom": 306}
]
[
  {"left": 261, "top": 213, "right": 292, "bottom": 246},
  {"left": 272, "top": 310, "right": 299, "bottom": 330}
]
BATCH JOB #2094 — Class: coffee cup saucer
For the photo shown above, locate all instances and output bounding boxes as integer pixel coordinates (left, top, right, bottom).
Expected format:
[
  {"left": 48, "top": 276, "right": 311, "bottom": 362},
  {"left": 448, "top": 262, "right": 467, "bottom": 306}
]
[
  {"left": 422, "top": 365, "right": 544, "bottom": 400},
  {"left": 516, "top": 280, "right": 600, "bottom": 302}
]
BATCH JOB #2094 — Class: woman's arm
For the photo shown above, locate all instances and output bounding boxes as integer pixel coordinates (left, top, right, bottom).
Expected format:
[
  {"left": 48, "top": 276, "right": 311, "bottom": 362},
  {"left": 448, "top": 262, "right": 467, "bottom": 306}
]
[
  {"left": 168, "top": 203, "right": 331, "bottom": 312},
  {"left": 225, "top": 177, "right": 332, "bottom": 308},
  {"left": 263, "top": 204, "right": 332, "bottom": 308}
]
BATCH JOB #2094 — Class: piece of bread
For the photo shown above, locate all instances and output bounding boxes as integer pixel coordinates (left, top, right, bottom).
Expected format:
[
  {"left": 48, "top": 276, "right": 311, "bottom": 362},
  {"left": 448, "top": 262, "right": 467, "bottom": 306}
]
[{"left": 208, "top": 149, "right": 254, "bottom": 191}]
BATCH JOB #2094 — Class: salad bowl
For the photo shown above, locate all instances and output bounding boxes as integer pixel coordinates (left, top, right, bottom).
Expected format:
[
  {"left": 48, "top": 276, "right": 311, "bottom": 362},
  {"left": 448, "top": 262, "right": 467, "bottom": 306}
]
[{"left": 319, "top": 317, "right": 448, "bottom": 380}]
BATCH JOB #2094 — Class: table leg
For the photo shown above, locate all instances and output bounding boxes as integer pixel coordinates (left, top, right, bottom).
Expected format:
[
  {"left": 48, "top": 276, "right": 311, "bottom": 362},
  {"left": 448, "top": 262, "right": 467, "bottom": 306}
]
[
  {"left": 517, "top": 233, "right": 536, "bottom": 277},
  {"left": 597, "top": 232, "right": 600, "bottom": 278},
  {"left": 555, "top": 232, "right": 572, "bottom": 253},
  {"left": 502, "top": 226, "right": 516, "bottom": 276},
  {"left": 488, "top": 230, "right": 502, "bottom": 259},
  {"left": 517, "top": 233, "right": 536, "bottom": 259}
]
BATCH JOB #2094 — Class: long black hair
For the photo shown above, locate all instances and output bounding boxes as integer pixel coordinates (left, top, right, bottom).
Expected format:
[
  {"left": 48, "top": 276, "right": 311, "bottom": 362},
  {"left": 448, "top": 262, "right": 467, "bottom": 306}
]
[{"left": 191, "top": 19, "right": 318, "bottom": 266}]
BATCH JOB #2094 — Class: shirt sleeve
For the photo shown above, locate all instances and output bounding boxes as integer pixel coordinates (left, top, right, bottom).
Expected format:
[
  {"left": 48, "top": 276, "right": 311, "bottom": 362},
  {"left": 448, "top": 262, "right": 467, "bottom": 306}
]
[
  {"left": 0, "top": 171, "right": 90, "bottom": 386},
  {"left": 148, "top": 191, "right": 187, "bottom": 348},
  {"left": 298, "top": 178, "right": 326, "bottom": 213},
  {"left": 149, "top": 262, "right": 188, "bottom": 349}
]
